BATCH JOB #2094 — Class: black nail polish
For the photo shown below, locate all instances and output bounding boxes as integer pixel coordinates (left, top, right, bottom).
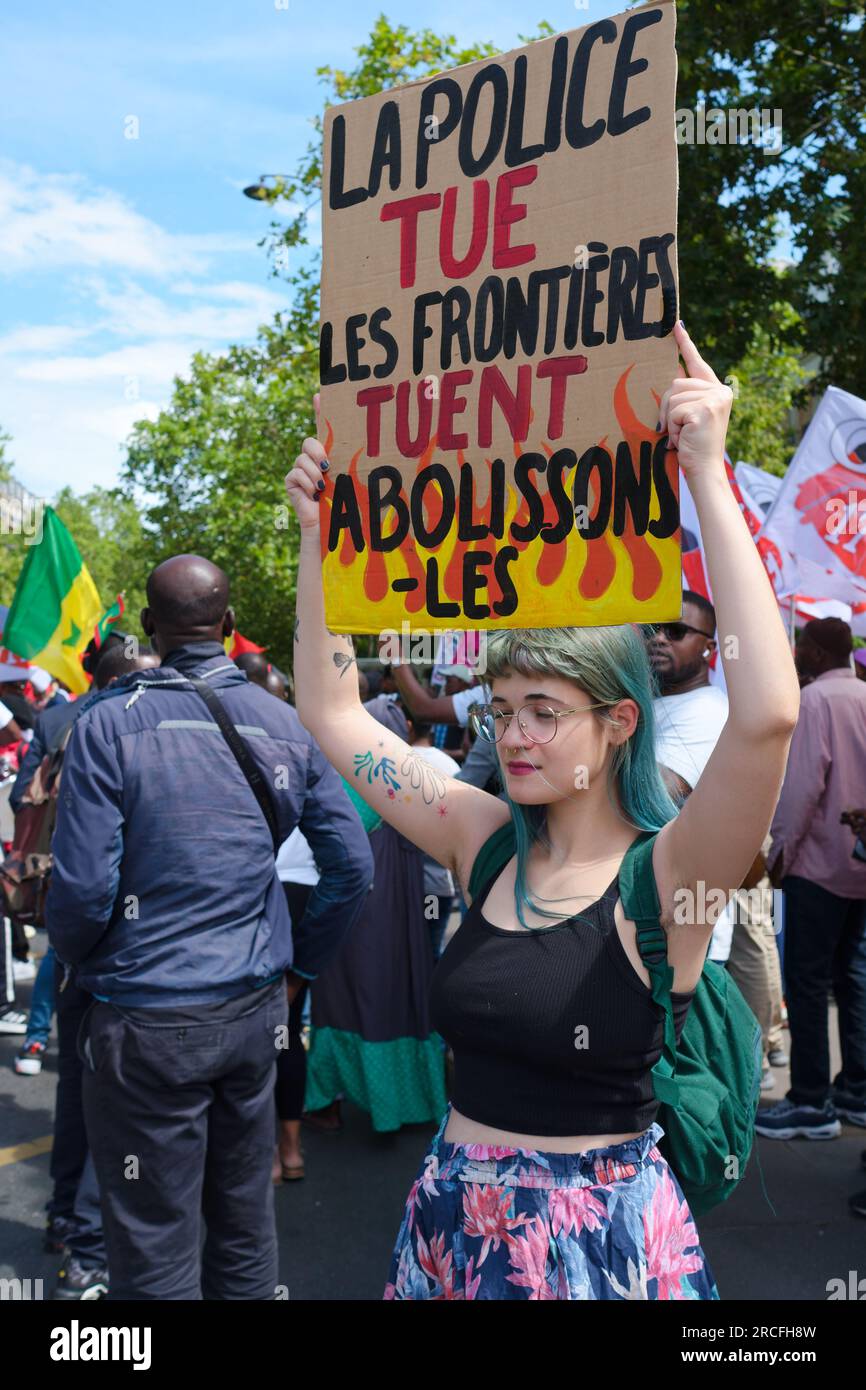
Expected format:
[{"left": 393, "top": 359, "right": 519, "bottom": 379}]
[
  {"left": 321, "top": 459, "right": 330, "bottom": 472},
  {"left": 317, "top": 479, "right": 325, "bottom": 491},
  {"left": 655, "top": 420, "right": 662, "bottom": 432}
]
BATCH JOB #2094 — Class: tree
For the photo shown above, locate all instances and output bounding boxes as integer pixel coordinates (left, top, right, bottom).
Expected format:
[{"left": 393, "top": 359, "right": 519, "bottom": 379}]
[
  {"left": 723, "top": 301, "right": 810, "bottom": 474},
  {"left": 122, "top": 275, "right": 322, "bottom": 669},
  {"left": 672, "top": 0, "right": 866, "bottom": 393}
]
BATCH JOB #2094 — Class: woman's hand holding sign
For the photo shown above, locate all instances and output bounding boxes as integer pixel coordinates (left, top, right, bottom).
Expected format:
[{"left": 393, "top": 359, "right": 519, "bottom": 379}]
[
  {"left": 285, "top": 392, "right": 327, "bottom": 532},
  {"left": 658, "top": 321, "right": 734, "bottom": 482}
]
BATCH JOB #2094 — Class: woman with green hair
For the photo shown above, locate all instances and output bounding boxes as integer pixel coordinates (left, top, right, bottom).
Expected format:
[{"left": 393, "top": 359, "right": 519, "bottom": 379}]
[{"left": 285, "top": 322, "right": 800, "bottom": 1300}]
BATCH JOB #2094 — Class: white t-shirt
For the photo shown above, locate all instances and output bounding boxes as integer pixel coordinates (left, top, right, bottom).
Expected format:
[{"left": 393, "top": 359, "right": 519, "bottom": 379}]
[
  {"left": 707, "top": 900, "right": 734, "bottom": 963},
  {"left": 0, "top": 700, "right": 13, "bottom": 730},
  {"left": 415, "top": 745, "right": 461, "bottom": 779},
  {"left": 415, "top": 744, "right": 460, "bottom": 895},
  {"left": 653, "top": 685, "right": 729, "bottom": 791},
  {"left": 276, "top": 828, "right": 320, "bottom": 886},
  {"left": 450, "top": 683, "right": 491, "bottom": 728}
]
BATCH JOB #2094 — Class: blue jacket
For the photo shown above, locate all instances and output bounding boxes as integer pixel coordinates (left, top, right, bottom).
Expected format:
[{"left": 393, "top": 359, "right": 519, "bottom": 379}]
[{"left": 46, "top": 643, "right": 374, "bottom": 1006}]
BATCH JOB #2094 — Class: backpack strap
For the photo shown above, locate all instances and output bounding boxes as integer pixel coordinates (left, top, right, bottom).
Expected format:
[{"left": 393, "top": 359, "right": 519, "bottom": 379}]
[
  {"left": 618, "top": 831, "right": 681, "bottom": 1107},
  {"left": 186, "top": 675, "right": 281, "bottom": 855},
  {"left": 467, "top": 821, "right": 517, "bottom": 902}
]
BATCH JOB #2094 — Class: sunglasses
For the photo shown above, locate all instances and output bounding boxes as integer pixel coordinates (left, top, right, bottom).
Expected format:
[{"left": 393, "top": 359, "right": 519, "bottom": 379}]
[{"left": 643, "top": 621, "right": 714, "bottom": 643}]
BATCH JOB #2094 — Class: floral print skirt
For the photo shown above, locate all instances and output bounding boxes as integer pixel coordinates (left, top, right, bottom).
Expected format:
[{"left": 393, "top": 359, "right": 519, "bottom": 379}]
[{"left": 384, "top": 1104, "right": 720, "bottom": 1300}]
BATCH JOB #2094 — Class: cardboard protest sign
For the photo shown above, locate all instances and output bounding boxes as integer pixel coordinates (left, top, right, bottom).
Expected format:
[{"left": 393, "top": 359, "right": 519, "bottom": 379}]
[{"left": 318, "top": 0, "right": 681, "bottom": 632}]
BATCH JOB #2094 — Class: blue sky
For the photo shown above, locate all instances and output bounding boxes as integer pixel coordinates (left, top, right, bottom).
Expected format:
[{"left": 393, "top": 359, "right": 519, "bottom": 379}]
[{"left": 1, "top": 0, "right": 635, "bottom": 500}]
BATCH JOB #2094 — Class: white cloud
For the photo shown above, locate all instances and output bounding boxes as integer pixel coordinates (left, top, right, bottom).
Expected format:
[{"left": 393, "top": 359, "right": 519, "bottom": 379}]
[
  {"left": 0, "top": 324, "right": 94, "bottom": 355},
  {"left": 16, "top": 341, "right": 204, "bottom": 386},
  {"left": 0, "top": 163, "right": 293, "bottom": 496},
  {"left": 85, "top": 278, "right": 286, "bottom": 343},
  {"left": 0, "top": 161, "right": 253, "bottom": 278},
  {"left": 64, "top": 400, "right": 162, "bottom": 443},
  {"left": 10, "top": 279, "right": 286, "bottom": 390}
]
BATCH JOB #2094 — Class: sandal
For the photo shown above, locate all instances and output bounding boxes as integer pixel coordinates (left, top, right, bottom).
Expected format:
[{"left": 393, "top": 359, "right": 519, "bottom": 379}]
[{"left": 279, "top": 1161, "right": 305, "bottom": 1181}]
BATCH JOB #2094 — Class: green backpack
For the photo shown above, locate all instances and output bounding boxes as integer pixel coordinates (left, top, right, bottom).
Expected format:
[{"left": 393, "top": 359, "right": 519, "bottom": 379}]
[{"left": 468, "top": 823, "right": 763, "bottom": 1217}]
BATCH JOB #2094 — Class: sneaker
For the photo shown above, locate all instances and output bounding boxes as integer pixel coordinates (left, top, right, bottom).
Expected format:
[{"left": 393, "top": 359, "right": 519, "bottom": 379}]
[
  {"left": 850, "top": 1188, "right": 866, "bottom": 1218},
  {"left": 14, "top": 1040, "right": 46, "bottom": 1074},
  {"left": 835, "top": 1102, "right": 866, "bottom": 1129},
  {"left": 12, "top": 959, "right": 36, "bottom": 983},
  {"left": 760, "top": 1069, "right": 776, "bottom": 1091},
  {"left": 0, "top": 1008, "right": 28, "bottom": 1035},
  {"left": 52, "top": 1257, "right": 109, "bottom": 1301},
  {"left": 768, "top": 1047, "right": 789, "bottom": 1067},
  {"left": 755, "top": 1099, "right": 841, "bottom": 1140},
  {"left": 44, "top": 1214, "right": 75, "bottom": 1255}
]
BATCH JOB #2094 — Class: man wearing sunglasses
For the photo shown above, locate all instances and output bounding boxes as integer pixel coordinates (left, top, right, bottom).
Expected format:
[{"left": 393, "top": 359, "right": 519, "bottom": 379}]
[{"left": 645, "top": 590, "right": 728, "bottom": 803}]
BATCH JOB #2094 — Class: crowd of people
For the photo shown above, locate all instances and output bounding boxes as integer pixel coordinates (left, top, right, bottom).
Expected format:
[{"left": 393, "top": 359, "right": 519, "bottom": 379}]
[{"left": 0, "top": 323, "right": 864, "bottom": 1301}]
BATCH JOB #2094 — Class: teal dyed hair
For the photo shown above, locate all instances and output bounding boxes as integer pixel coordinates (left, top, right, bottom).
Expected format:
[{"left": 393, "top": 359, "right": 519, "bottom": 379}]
[{"left": 483, "top": 626, "right": 679, "bottom": 930}]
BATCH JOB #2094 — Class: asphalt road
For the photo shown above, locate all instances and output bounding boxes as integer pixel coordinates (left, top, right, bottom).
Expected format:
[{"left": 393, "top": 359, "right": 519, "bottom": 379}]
[{"left": 1, "top": 959, "right": 864, "bottom": 1301}]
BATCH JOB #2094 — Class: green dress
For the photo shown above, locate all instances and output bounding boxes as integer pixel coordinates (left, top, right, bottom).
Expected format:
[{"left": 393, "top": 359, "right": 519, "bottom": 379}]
[{"left": 304, "top": 696, "right": 447, "bottom": 1131}]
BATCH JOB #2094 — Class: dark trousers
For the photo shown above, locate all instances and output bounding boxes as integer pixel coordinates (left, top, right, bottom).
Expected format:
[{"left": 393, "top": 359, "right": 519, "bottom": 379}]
[
  {"left": 274, "top": 984, "right": 309, "bottom": 1121},
  {"left": 782, "top": 876, "right": 866, "bottom": 1108},
  {"left": 51, "top": 970, "right": 106, "bottom": 1265},
  {"left": 274, "top": 881, "right": 311, "bottom": 1122},
  {"left": 80, "top": 979, "right": 288, "bottom": 1300}
]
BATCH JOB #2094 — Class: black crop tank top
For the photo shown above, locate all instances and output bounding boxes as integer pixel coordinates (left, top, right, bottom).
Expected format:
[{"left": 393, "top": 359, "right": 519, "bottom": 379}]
[{"left": 429, "top": 864, "right": 696, "bottom": 1136}]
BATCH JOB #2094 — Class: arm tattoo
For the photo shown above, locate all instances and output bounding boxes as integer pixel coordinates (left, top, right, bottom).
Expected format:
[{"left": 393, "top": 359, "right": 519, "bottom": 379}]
[
  {"left": 400, "top": 751, "right": 447, "bottom": 806},
  {"left": 333, "top": 651, "right": 357, "bottom": 678},
  {"left": 353, "top": 751, "right": 401, "bottom": 789},
  {"left": 293, "top": 617, "right": 299, "bottom": 643}
]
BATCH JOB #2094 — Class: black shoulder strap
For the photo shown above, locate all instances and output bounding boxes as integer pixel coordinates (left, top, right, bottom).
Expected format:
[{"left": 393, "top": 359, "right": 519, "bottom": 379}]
[
  {"left": 186, "top": 675, "right": 280, "bottom": 855},
  {"left": 618, "top": 830, "right": 680, "bottom": 1106}
]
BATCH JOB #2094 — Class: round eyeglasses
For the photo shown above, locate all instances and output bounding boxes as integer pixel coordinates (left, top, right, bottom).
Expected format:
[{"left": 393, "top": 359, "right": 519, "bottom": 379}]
[{"left": 469, "top": 701, "right": 611, "bottom": 745}]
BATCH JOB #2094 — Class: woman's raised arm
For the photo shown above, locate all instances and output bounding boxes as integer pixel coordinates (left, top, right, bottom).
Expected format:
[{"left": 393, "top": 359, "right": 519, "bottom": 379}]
[
  {"left": 285, "top": 399, "right": 508, "bottom": 889},
  {"left": 652, "top": 324, "right": 801, "bottom": 930}
]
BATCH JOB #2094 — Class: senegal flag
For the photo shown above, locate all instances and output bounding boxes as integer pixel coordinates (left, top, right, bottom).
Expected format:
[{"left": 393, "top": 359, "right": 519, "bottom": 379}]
[{"left": 4, "top": 507, "right": 102, "bottom": 694}]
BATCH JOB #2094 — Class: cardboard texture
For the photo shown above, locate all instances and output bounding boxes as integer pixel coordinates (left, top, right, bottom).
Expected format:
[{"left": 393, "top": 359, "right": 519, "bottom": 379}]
[{"left": 318, "top": 0, "right": 681, "bottom": 632}]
